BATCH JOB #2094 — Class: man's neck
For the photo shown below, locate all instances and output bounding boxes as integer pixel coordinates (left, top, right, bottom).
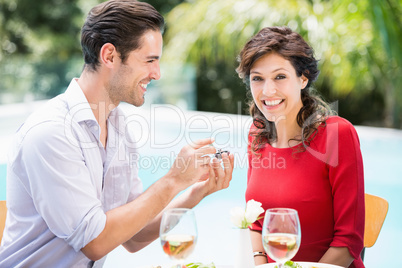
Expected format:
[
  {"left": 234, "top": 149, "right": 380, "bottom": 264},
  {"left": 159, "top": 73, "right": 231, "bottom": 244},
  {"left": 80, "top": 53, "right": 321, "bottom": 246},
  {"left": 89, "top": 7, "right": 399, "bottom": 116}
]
[
  {"left": 77, "top": 69, "right": 118, "bottom": 148},
  {"left": 77, "top": 70, "right": 117, "bottom": 126}
]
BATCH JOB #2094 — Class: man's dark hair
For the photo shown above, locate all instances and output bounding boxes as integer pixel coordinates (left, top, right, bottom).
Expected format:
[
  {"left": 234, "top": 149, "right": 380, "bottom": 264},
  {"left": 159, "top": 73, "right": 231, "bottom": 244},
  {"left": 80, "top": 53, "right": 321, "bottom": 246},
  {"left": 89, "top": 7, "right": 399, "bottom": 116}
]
[{"left": 81, "top": 0, "right": 165, "bottom": 71}]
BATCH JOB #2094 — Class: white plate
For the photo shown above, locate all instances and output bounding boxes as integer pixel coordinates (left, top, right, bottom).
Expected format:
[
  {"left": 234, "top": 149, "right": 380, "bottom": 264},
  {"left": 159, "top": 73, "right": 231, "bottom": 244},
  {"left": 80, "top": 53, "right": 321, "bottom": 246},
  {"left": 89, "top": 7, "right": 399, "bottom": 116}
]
[
  {"left": 256, "top": 262, "right": 343, "bottom": 268},
  {"left": 138, "top": 265, "right": 232, "bottom": 268}
]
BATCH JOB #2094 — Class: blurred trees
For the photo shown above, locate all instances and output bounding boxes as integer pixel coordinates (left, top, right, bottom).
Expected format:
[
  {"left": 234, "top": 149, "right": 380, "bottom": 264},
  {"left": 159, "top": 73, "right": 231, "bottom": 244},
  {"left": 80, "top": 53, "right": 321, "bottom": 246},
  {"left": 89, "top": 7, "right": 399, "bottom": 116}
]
[
  {"left": 0, "top": 0, "right": 401, "bottom": 128},
  {"left": 0, "top": 0, "right": 95, "bottom": 101},
  {"left": 0, "top": 0, "right": 183, "bottom": 102},
  {"left": 162, "top": 0, "right": 402, "bottom": 128},
  {"left": 366, "top": 0, "right": 402, "bottom": 127}
]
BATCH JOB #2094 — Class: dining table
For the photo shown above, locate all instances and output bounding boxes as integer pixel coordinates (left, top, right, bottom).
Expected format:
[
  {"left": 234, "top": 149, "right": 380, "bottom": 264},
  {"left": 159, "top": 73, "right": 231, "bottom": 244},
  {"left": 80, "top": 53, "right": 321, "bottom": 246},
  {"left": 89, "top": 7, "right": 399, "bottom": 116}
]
[
  {"left": 255, "top": 262, "right": 343, "bottom": 268},
  {"left": 138, "top": 262, "right": 343, "bottom": 268}
]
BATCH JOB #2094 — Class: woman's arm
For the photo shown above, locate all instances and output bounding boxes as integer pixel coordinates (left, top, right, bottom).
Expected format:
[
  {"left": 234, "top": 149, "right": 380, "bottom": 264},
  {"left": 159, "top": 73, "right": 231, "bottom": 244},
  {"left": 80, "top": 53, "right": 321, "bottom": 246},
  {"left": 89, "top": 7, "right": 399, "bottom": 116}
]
[
  {"left": 325, "top": 117, "right": 365, "bottom": 266},
  {"left": 250, "top": 230, "right": 268, "bottom": 265},
  {"left": 319, "top": 247, "right": 354, "bottom": 267}
]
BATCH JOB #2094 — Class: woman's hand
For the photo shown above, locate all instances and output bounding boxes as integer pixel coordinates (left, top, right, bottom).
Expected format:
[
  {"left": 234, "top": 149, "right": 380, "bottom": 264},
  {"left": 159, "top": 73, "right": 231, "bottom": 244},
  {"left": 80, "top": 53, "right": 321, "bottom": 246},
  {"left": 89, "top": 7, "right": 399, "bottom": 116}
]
[
  {"left": 319, "top": 246, "right": 354, "bottom": 267},
  {"left": 250, "top": 230, "right": 268, "bottom": 265}
]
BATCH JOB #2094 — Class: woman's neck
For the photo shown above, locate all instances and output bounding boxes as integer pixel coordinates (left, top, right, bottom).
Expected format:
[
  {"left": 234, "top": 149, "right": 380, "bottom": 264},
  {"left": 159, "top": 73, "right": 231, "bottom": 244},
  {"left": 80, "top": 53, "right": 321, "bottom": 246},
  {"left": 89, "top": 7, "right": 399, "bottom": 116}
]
[{"left": 271, "top": 116, "right": 302, "bottom": 148}]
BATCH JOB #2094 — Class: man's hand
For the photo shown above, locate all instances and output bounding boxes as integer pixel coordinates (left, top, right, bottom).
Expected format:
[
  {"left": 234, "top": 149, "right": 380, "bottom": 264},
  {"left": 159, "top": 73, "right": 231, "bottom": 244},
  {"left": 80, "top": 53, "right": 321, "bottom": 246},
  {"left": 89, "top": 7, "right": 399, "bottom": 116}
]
[
  {"left": 117, "top": 143, "right": 233, "bottom": 255},
  {"left": 166, "top": 138, "right": 216, "bottom": 190},
  {"left": 193, "top": 152, "right": 234, "bottom": 198}
]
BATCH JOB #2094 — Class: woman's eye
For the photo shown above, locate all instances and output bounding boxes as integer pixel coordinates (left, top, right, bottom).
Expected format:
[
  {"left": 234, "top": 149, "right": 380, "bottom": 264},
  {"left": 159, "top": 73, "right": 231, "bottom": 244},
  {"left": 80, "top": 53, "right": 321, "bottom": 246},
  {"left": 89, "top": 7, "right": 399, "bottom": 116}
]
[
  {"left": 276, "top": 75, "right": 286, "bottom": 80},
  {"left": 251, "top": 76, "right": 262, "bottom": 82}
]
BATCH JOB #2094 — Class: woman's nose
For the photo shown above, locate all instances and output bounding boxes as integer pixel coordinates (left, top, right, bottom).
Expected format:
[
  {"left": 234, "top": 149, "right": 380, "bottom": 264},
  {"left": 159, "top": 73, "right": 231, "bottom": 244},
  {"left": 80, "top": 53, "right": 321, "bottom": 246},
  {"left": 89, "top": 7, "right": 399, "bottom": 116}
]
[{"left": 262, "top": 80, "right": 276, "bottom": 96}]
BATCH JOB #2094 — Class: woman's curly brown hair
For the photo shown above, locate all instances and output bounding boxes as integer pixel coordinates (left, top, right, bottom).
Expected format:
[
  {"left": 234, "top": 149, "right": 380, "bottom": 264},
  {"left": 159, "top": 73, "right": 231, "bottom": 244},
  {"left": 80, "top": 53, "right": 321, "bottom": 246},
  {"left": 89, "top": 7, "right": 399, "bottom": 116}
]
[{"left": 236, "top": 26, "right": 333, "bottom": 154}]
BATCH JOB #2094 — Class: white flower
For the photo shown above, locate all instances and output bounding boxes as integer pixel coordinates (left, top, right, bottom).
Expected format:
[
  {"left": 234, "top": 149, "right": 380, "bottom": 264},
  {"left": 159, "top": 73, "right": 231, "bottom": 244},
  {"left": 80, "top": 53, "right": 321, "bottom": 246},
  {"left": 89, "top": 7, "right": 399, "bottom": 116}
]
[
  {"left": 230, "top": 199, "right": 264, "bottom": 229},
  {"left": 245, "top": 199, "right": 264, "bottom": 224},
  {"left": 230, "top": 207, "right": 245, "bottom": 228}
]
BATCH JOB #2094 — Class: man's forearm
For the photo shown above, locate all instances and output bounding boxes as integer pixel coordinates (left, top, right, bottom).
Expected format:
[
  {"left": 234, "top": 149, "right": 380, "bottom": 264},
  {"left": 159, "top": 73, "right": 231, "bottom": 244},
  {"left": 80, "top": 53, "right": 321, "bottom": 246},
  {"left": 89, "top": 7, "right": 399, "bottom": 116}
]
[
  {"left": 81, "top": 175, "right": 180, "bottom": 260},
  {"left": 122, "top": 183, "right": 206, "bottom": 252},
  {"left": 86, "top": 148, "right": 233, "bottom": 259}
]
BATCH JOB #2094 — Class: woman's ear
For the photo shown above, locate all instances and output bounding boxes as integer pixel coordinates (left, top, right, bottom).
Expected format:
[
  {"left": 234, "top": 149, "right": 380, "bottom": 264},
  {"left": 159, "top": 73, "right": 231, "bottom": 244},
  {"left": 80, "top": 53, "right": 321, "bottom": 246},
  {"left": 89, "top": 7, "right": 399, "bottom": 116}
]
[
  {"left": 99, "top": 43, "right": 117, "bottom": 68},
  {"left": 301, "top": 74, "right": 309, "bottom": 90}
]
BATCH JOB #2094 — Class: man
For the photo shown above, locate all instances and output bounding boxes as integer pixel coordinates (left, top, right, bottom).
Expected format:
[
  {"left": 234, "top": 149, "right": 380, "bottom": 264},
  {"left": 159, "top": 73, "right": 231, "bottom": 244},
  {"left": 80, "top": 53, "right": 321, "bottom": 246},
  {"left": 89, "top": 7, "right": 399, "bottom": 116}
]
[{"left": 0, "top": 0, "right": 234, "bottom": 267}]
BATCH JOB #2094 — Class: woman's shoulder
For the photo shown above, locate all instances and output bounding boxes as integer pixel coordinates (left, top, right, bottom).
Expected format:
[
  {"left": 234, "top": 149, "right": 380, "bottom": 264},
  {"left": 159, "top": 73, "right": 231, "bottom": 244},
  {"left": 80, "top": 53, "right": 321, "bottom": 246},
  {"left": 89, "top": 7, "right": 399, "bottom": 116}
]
[
  {"left": 325, "top": 115, "right": 353, "bottom": 125},
  {"left": 322, "top": 115, "right": 357, "bottom": 132},
  {"left": 318, "top": 115, "right": 360, "bottom": 145}
]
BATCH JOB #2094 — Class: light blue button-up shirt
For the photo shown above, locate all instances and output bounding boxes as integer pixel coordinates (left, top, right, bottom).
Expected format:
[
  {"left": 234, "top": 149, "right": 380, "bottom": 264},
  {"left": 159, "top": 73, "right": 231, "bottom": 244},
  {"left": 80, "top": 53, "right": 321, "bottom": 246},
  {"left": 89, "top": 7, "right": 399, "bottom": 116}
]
[{"left": 0, "top": 79, "right": 142, "bottom": 267}]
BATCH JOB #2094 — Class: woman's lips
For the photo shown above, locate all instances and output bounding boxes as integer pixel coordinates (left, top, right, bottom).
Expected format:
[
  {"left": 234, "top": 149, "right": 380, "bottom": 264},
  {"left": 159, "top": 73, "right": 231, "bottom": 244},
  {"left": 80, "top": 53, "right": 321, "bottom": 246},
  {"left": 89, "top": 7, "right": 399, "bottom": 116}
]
[{"left": 262, "top": 99, "right": 284, "bottom": 109}]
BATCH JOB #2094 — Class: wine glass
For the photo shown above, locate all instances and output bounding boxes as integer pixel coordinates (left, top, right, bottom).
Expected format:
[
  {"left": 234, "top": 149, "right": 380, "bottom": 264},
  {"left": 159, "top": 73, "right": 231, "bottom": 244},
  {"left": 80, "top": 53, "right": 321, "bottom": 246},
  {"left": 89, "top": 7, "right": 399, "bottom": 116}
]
[
  {"left": 160, "top": 208, "right": 197, "bottom": 268},
  {"left": 262, "top": 208, "right": 301, "bottom": 268}
]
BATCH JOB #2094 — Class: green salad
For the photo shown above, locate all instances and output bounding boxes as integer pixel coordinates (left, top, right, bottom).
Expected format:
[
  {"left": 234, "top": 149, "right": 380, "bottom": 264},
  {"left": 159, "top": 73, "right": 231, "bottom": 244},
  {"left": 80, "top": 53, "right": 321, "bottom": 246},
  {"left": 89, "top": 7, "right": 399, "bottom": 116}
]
[
  {"left": 170, "top": 260, "right": 301, "bottom": 268},
  {"left": 274, "top": 261, "right": 303, "bottom": 268},
  {"left": 169, "top": 262, "right": 216, "bottom": 268},
  {"left": 185, "top": 262, "right": 216, "bottom": 268}
]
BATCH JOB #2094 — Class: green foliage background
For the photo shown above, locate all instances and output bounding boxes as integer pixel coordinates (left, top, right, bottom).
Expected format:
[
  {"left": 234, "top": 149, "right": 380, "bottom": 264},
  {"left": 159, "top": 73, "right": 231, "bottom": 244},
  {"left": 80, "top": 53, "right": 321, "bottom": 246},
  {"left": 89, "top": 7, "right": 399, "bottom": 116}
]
[{"left": 0, "top": 0, "right": 401, "bottom": 128}]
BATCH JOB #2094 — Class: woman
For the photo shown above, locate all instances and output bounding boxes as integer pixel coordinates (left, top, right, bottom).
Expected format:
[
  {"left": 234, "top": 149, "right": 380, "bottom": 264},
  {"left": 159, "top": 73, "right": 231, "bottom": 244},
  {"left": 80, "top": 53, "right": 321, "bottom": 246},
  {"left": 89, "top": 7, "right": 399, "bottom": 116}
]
[{"left": 236, "top": 26, "right": 365, "bottom": 267}]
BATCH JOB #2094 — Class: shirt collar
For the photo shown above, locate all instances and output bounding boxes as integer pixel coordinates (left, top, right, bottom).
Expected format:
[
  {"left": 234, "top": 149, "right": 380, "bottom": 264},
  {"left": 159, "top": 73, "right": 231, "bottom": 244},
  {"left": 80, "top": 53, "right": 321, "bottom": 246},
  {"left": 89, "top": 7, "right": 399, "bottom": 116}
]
[
  {"left": 64, "top": 78, "right": 97, "bottom": 124},
  {"left": 64, "top": 78, "right": 127, "bottom": 135},
  {"left": 108, "top": 104, "right": 126, "bottom": 136}
]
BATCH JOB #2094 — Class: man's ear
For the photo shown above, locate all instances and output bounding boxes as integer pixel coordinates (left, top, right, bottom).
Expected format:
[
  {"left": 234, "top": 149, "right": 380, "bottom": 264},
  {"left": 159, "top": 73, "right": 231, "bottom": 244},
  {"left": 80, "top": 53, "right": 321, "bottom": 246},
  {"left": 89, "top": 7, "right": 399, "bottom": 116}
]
[
  {"left": 99, "top": 43, "right": 117, "bottom": 68},
  {"left": 301, "top": 74, "right": 309, "bottom": 89}
]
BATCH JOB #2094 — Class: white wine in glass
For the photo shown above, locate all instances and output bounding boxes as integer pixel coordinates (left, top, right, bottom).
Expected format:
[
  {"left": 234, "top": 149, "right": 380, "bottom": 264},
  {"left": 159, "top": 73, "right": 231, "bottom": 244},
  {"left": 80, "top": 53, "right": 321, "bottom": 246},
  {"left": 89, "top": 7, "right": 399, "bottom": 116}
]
[
  {"left": 160, "top": 208, "right": 197, "bottom": 268},
  {"left": 262, "top": 208, "right": 301, "bottom": 268}
]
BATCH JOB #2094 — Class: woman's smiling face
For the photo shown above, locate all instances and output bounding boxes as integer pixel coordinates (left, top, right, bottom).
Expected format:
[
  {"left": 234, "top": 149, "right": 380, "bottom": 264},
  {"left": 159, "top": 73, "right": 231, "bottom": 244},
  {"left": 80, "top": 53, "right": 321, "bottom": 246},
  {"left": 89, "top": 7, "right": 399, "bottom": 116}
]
[{"left": 249, "top": 52, "right": 308, "bottom": 123}]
